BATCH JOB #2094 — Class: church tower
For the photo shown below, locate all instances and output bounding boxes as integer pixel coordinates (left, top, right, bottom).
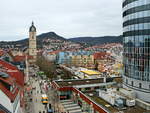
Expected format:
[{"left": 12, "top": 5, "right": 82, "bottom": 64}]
[{"left": 29, "top": 22, "right": 37, "bottom": 62}]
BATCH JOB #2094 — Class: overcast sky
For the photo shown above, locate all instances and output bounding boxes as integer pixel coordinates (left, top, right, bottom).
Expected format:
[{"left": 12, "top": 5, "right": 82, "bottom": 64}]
[{"left": 0, "top": 0, "right": 122, "bottom": 41}]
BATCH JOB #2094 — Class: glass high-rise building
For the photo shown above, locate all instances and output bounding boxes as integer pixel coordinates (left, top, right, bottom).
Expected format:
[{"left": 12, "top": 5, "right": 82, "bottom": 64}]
[{"left": 123, "top": 0, "right": 150, "bottom": 102}]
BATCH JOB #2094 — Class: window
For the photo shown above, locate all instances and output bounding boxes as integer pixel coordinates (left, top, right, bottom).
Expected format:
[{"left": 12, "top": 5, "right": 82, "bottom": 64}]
[
  {"left": 85, "top": 87, "right": 91, "bottom": 90},
  {"left": 126, "top": 79, "right": 128, "bottom": 84},
  {"left": 123, "top": 17, "right": 150, "bottom": 27},
  {"left": 139, "top": 83, "right": 142, "bottom": 88},
  {"left": 131, "top": 81, "right": 134, "bottom": 86},
  {"left": 84, "top": 58, "right": 86, "bottom": 63},
  {"left": 123, "top": 0, "right": 137, "bottom": 8}
]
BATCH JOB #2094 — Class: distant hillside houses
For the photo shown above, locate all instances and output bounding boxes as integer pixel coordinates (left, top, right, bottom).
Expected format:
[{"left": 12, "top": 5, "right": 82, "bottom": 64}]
[
  {"left": 69, "top": 35, "right": 123, "bottom": 45},
  {"left": 43, "top": 39, "right": 82, "bottom": 51},
  {"left": 0, "top": 32, "right": 122, "bottom": 50},
  {"left": 0, "top": 32, "right": 85, "bottom": 50},
  {"left": 43, "top": 43, "right": 123, "bottom": 76}
]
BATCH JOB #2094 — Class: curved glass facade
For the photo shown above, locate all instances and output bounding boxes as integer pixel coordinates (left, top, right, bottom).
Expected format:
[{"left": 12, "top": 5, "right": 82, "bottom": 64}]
[{"left": 123, "top": 0, "right": 150, "bottom": 102}]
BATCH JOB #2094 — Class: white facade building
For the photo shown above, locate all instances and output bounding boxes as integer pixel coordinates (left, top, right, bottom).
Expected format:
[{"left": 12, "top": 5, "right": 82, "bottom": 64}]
[{"left": 0, "top": 89, "right": 21, "bottom": 113}]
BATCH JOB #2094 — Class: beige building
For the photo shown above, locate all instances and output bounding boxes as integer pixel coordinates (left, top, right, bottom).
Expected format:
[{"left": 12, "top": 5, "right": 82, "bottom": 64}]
[
  {"left": 11, "top": 49, "right": 24, "bottom": 56},
  {"left": 29, "top": 22, "right": 37, "bottom": 62},
  {"left": 71, "top": 55, "right": 95, "bottom": 69}
]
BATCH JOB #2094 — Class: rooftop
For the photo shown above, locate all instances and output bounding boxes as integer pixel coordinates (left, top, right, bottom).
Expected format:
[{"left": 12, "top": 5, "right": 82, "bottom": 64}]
[
  {"left": 54, "top": 78, "right": 104, "bottom": 87},
  {"left": 0, "top": 59, "right": 24, "bottom": 87},
  {"left": 85, "top": 91, "right": 149, "bottom": 113},
  {"left": 80, "top": 70, "right": 101, "bottom": 75},
  {"left": 14, "top": 55, "right": 33, "bottom": 62},
  {"left": 0, "top": 72, "right": 19, "bottom": 102},
  {"left": 94, "top": 52, "right": 111, "bottom": 60}
]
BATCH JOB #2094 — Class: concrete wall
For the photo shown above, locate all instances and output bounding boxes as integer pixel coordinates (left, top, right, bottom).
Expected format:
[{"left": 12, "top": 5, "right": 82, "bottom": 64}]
[
  {"left": 13, "top": 94, "right": 21, "bottom": 113},
  {"left": 0, "top": 90, "right": 21, "bottom": 113},
  {"left": 123, "top": 76, "right": 150, "bottom": 102},
  {"left": 0, "top": 90, "right": 12, "bottom": 112},
  {"left": 136, "top": 99, "right": 150, "bottom": 110}
]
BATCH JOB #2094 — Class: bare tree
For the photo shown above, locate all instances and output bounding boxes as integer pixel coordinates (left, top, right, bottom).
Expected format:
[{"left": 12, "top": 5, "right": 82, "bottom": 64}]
[{"left": 36, "top": 56, "right": 57, "bottom": 80}]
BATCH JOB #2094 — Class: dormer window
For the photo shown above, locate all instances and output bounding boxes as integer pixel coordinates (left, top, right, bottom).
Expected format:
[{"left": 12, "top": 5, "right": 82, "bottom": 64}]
[{"left": 0, "top": 80, "right": 11, "bottom": 91}]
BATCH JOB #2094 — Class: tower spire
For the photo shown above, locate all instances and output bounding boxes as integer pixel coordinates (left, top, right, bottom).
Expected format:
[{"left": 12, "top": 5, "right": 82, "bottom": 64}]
[
  {"left": 29, "top": 21, "right": 37, "bottom": 63},
  {"left": 29, "top": 21, "right": 36, "bottom": 32},
  {"left": 32, "top": 21, "right": 34, "bottom": 25}
]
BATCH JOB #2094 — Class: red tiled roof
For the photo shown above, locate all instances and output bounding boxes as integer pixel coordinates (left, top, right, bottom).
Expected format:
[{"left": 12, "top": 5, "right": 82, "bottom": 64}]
[
  {"left": 85, "top": 43, "right": 122, "bottom": 50},
  {"left": 0, "top": 111, "right": 6, "bottom": 113},
  {"left": 14, "top": 55, "right": 26, "bottom": 62},
  {"left": 0, "top": 82, "right": 19, "bottom": 102},
  {"left": 0, "top": 60, "right": 24, "bottom": 87},
  {"left": 14, "top": 55, "right": 33, "bottom": 62},
  {"left": 94, "top": 52, "right": 110, "bottom": 60},
  {"left": 48, "top": 50, "right": 61, "bottom": 54}
]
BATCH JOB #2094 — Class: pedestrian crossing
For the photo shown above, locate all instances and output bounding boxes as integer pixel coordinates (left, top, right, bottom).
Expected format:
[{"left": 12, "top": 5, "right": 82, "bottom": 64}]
[{"left": 60, "top": 100, "right": 82, "bottom": 113}]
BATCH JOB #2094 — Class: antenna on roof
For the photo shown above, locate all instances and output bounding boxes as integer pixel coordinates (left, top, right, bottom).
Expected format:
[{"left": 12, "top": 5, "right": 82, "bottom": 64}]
[{"left": 32, "top": 21, "right": 34, "bottom": 25}]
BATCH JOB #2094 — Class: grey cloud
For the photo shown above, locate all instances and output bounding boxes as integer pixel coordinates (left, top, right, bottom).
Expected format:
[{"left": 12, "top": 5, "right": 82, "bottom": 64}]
[{"left": 0, "top": 0, "right": 122, "bottom": 41}]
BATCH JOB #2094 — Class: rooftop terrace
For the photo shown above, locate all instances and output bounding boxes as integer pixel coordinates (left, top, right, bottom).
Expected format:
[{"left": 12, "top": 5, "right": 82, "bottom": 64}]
[
  {"left": 84, "top": 91, "right": 149, "bottom": 113},
  {"left": 55, "top": 78, "right": 104, "bottom": 87}
]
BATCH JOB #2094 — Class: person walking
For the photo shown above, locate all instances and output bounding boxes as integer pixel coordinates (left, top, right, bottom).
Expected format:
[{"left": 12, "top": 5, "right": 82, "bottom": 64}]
[{"left": 35, "top": 97, "right": 37, "bottom": 102}]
